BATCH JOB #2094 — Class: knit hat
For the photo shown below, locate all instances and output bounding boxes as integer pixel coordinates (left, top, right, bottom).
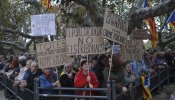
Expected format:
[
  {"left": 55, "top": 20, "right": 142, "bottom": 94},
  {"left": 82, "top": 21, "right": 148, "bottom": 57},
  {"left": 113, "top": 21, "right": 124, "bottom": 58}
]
[
  {"left": 80, "top": 59, "right": 86, "bottom": 64},
  {"left": 18, "top": 56, "right": 26, "bottom": 61},
  {"left": 63, "top": 63, "right": 72, "bottom": 73}
]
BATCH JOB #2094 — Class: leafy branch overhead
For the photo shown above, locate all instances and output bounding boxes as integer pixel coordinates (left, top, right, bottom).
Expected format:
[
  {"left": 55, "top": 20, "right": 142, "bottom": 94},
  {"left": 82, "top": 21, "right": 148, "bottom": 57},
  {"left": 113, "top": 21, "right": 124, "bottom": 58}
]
[{"left": 0, "top": 0, "right": 175, "bottom": 52}]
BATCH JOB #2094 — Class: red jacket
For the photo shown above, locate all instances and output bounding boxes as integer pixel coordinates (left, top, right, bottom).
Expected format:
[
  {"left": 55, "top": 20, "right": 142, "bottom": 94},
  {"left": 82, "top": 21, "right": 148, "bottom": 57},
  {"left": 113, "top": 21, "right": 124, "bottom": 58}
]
[{"left": 74, "top": 70, "right": 99, "bottom": 96}]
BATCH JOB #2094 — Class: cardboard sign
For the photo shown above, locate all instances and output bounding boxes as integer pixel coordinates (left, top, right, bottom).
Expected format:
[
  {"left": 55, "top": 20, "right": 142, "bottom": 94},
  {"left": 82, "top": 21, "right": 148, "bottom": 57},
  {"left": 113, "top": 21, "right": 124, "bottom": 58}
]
[
  {"left": 113, "top": 45, "right": 120, "bottom": 54},
  {"left": 131, "top": 29, "right": 149, "bottom": 39},
  {"left": 120, "top": 40, "right": 144, "bottom": 61},
  {"left": 31, "top": 14, "right": 56, "bottom": 36},
  {"left": 102, "top": 8, "right": 128, "bottom": 45},
  {"left": 66, "top": 27, "right": 105, "bottom": 55},
  {"left": 36, "top": 39, "right": 66, "bottom": 68}
]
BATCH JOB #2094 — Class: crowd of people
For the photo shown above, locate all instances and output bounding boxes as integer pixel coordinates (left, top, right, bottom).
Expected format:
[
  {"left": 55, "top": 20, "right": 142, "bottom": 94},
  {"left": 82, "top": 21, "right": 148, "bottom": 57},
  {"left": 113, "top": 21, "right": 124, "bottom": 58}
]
[{"left": 0, "top": 48, "right": 174, "bottom": 100}]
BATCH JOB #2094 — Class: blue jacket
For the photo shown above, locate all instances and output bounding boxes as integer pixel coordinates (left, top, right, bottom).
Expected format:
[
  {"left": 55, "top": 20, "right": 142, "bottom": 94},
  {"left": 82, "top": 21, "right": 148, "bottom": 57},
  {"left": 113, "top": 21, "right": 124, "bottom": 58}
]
[
  {"left": 39, "top": 74, "right": 55, "bottom": 89},
  {"left": 39, "top": 74, "right": 57, "bottom": 94}
]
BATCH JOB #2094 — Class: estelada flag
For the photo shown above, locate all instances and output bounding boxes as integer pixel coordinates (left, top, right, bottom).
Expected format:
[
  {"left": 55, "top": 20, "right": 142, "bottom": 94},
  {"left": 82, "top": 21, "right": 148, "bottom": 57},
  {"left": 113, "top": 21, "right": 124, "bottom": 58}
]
[
  {"left": 42, "top": 0, "right": 51, "bottom": 10},
  {"left": 141, "top": 75, "right": 152, "bottom": 100},
  {"left": 144, "top": 0, "right": 158, "bottom": 48},
  {"left": 166, "top": 10, "right": 175, "bottom": 32}
]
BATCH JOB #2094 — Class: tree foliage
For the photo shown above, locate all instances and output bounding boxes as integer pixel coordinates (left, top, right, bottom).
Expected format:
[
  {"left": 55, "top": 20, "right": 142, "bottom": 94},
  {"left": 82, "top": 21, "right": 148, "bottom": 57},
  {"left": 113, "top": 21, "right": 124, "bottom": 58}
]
[{"left": 0, "top": 0, "right": 175, "bottom": 54}]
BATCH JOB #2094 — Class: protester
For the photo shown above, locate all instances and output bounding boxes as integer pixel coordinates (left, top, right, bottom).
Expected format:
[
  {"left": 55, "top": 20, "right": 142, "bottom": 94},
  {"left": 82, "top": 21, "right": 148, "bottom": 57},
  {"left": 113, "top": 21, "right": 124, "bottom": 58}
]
[
  {"left": 13, "top": 56, "right": 27, "bottom": 86},
  {"left": 103, "top": 55, "right": 127, "bottom": 94},
  {"left": 74, "top": 59, "right": 99, "bottom": 98},
  {"left": 20, "top": 61, "right": 43, "bottom": 90},
  {"left": 60, "top": 63, "right": 76, "bottom": 100},
  {"left": 123, "top": 61, "right": 137, "bottom": 88},
  {"left": 165, "top": 49, "right": 175, "bottom": 66},
  {"left": 39, "top": 68, "right": 60, "bottom": 94},
  {"left": 93, "top": 54, "right": 108, "bottom": 87}
]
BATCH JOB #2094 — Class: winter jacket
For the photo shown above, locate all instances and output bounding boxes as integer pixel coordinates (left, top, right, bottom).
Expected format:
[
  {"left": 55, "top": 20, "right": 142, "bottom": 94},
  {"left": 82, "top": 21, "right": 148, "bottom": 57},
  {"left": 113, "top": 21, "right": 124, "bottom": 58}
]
[
  {"left": 39, "top": 73, "right": 57, "bottom": 94},
  {"left": 93, "top": 63, "right": 105, "bottom": 87},
  {"left": 24, "top": 69, "right": 43, "bottom": 90},
  {"left": 74, "top": 70, "right": 99, "bottom": 96},
  {"left": 60, "top": 72, "right": 76, "bottom": 94},
  {"left": 103, "top": 66, "right": 125, "bottom": 93}
]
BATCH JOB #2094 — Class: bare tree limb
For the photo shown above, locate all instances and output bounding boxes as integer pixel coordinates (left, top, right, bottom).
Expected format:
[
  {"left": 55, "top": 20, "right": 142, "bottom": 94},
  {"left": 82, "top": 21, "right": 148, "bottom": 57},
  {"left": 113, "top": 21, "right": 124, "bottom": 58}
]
[
  {"left": 128, "top": 0, "right": 175, "bottom": 34},
  {"left": 164, "top": 33, "right": 175, "bottom": 46},
  {"left": 0, "top": 26, "right": 33, "bottom": 39},
  {"left": 26, "top": 39, "right": 33, "bottom": 49},
  {"left": 0, "top": 41, "right": 26, "bottom": 51},
  {"left": 71, "top": 0, "right": 175, "bottom": 33}
]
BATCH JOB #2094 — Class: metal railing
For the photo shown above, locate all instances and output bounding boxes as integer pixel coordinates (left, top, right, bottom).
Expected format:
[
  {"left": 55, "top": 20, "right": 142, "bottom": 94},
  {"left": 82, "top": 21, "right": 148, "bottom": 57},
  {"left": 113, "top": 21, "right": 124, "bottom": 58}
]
[
  {"left": 35, "top": 80, "right": 111, "bottom": 100},
  {"left": 0, "top": 66, "right": 175, "bottom": 100}
]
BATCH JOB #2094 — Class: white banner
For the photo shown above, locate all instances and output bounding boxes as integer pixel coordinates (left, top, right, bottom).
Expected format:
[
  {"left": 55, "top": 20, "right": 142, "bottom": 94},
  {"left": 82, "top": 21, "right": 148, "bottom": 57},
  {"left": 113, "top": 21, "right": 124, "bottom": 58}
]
[{"left": 31, "top": 14, "right": 56, "bottom": 36}]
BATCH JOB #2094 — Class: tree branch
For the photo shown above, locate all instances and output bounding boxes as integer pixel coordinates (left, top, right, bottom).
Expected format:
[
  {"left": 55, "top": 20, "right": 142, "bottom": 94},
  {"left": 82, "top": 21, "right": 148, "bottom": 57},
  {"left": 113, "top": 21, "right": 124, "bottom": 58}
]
[
  {"left": 0, "top": 26, "right": 33, "bottom": 39},
  {"left": 164, "top": 33, "right": 175, "bottom": 46},
  {"left": 128, "top": 0, "right": 175, "bottom": 34},
  {"left": 0, "top": 41, "right": 26, "bottom": 51},
  {"left": 26, "top": 39, "right": 33, "bottom": 50},
  {"left": 72, "top": 0, "right": 104, "bottom": 26},
  {"left": 72, "top": 0, "right": 175, "bottom": 33}
]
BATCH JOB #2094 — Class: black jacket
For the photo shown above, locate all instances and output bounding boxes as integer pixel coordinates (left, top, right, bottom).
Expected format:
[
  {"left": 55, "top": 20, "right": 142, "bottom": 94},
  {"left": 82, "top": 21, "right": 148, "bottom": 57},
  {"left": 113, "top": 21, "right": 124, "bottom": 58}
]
[{"left": 60, "top": 72, "right": 76, "bottom": 94}]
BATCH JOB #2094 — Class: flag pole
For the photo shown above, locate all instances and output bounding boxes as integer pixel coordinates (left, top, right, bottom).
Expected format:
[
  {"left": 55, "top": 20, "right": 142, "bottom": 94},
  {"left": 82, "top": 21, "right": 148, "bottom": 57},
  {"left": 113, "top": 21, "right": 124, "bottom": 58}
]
[{"left": 108, "top": 42, "right": 114, "bottom": 81}]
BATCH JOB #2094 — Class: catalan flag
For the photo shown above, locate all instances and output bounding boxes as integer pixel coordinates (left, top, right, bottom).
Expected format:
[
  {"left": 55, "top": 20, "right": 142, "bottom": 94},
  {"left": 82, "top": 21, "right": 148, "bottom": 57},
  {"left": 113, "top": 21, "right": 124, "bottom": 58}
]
[
  {"left": 166, "top": 10, "right": 175, "bottom": 32},
  {"left": 42, "top": 0, "right": 51, "bottom": 10},
  {"left": 144, "top": 0, "right": 158, "bottom": 48},
  {"left": 141, "top": 75, "right": 152, "bottom": 100}
]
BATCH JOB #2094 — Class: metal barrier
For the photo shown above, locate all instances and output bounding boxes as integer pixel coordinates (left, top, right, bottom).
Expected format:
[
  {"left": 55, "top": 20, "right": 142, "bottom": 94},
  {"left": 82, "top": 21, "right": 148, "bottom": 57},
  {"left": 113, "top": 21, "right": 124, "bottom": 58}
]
[
  {"left": 115, "top": 66, "right": 175, "bottom": 100},
  {"left": 34, "top": 79, "right": 111, "bottom": 100},
  {"left": 115, "top": 81, "right": 143, "bottom": 100},
  {"left": 0, "top": 75, "right": 34, "bottom": 100},
  {"left": 0, "top": 66, "right": 175, "bottom": 100},
  {"left": 169, "top": 66, "right": 175, "bottom": 78}
]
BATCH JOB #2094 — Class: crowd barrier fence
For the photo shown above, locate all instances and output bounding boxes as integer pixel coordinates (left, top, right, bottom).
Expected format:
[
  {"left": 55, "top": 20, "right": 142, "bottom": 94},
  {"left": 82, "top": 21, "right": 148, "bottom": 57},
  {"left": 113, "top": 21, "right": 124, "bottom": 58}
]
[{"left": 0, "top": 66, "right": 175, "bottom": 100}]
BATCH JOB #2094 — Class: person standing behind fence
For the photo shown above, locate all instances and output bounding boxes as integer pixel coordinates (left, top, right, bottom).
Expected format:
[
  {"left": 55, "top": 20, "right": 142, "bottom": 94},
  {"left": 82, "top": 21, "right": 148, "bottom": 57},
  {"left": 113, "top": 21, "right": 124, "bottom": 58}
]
[
  {"left": 20, "top": 61, "right": 43, "bottom": 90},
  {"left": 123, "top": 61, "right": 137, "bottom": 88},
  {"left": 39, "top": 68, "right": 60, "bottom": 94},
  {"left": 74, "top": 59, "right": 99, "bottom": 99},
  {"left": 60, "top": 63, "right": 76, "bottom": 100},
  {"left": 165, "top": 49, "right": 175, "bottom": 66},
  {"left": 13, "top": 56, "right": 27, "bottom": 86},
  {"left": 103, "top": 55, "right": 127, "bottom": 94},
  {"left": 93, "top": 54, "right": 108, "bottom": 88}
]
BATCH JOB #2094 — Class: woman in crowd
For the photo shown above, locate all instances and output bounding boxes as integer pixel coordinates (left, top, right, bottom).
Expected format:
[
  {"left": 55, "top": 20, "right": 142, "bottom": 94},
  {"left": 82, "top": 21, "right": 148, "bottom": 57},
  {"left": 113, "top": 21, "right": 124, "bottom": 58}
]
[
  {"left": 60, "top": 63, "right": 76, "bottom": 100},
  {"left": 103, "top": 55, "right": 127, "bottom": 94},
  {"left": 39, "top": 68, "right": 60, "bottom": 94},
  {"left": 74, "top": 59, "right": 99, "bottom": 98}
]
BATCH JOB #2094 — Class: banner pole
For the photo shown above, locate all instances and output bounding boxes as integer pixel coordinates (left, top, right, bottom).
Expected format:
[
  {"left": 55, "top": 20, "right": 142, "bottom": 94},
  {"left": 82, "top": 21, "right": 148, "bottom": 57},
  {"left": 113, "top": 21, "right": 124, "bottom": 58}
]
[
  {"left": 87, "top": 55, "right": 89, "bottom": 76},
  {"left": 108, "top": 42, "right": 114, "bottom": 81},
  {"left": 55, "top": 67, "right": 59, "bottom": 80}
]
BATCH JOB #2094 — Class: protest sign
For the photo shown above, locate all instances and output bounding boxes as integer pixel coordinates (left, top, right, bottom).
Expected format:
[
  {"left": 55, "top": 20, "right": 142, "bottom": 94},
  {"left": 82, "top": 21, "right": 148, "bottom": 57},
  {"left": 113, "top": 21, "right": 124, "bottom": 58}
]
[
  {"left": 31, "top": 14, "right": 56, "bottom": 36},
  {"left": 131, "top": 29, "right": 149, "bottom": 39},
  {"left": 120, "top": 40, "right": 144, "bottom": 61},
  {"left": 66, "top": 27, "right": 105, "bottom": 55},
  {"left": 36, "top": 39, "right": 66, "bottom": 68},
  {"left": 102, "top": 8, "right": 128, "bottom": 45}
]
